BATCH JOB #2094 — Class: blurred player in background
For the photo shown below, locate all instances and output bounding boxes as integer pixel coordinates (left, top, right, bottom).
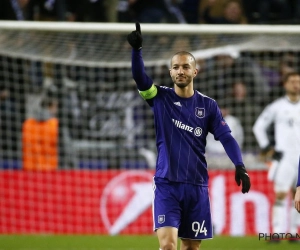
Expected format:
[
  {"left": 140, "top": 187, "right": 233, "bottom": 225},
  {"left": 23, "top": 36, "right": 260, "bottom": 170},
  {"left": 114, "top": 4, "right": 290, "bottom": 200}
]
[
  {"left": 253, "top": 72, "right": 300, "bottom": 241},
  {"left": 0, "top": 0, "right": 28, "bottom": 20},
  {"left": 295, "top": 157, "right": 300, "bottom": 213},
  {"left": 127, "top": 23, "right": 251, "bottom": 250},
  {"left": 22, "top": 97, "right": 59, "bottom": 171}
]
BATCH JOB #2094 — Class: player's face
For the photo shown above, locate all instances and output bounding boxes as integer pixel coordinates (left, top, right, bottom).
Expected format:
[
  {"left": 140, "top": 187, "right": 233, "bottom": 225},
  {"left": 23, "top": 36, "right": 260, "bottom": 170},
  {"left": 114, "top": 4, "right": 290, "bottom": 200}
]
[
  {"left": 284, "top": 75, "right": 300, "bottom": 95},
  {"left": 170, "top": 55, "right": 198, "bottom": 88}
]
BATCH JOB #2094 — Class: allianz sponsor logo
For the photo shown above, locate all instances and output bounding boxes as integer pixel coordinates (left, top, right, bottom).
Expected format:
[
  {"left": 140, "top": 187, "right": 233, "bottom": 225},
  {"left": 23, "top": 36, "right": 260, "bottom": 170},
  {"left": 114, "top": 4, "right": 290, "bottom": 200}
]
[{"left": 172, "top": 119, "right": 202, "bottom": 137}]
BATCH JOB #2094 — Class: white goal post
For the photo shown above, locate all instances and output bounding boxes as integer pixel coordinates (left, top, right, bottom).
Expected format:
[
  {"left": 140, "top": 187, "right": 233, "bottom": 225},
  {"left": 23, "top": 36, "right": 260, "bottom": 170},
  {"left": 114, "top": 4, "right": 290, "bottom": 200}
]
[
  {"left": 1, "top": 21, "right": 300, "bottom": 34},
  {"left": 0, "top": 21, "right": 300, "bottom": 66}
]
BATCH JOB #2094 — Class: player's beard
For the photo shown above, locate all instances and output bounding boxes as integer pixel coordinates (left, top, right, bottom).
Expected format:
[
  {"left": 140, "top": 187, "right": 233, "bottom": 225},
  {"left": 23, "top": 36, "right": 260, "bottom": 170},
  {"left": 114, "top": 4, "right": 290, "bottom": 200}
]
[
  {"left": 287, "top": 90, "right": 300, "bottom": 98},
  {"left": 173, "top": 76, "right": 192, "bottom": 88},
  {"left": 175, "top": 81, "right": 190, "bottom": 88}
]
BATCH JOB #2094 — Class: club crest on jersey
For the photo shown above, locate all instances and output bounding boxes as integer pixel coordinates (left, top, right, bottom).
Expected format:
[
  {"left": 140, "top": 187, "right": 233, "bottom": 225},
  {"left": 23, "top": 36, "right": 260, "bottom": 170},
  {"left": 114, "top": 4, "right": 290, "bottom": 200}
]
[
  {"left": 158, "top": 215, "right": 165, "bottom": 224},
  {"left": 195, "top": 107, "right": 205, "bottom": 118}
]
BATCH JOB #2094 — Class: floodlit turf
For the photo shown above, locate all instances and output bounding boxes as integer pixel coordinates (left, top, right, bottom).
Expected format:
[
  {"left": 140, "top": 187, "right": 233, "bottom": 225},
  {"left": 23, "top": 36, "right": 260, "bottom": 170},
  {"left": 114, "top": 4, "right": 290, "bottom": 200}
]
[{"left": 0, "top": 235, "right": 299, "bottom": 250}]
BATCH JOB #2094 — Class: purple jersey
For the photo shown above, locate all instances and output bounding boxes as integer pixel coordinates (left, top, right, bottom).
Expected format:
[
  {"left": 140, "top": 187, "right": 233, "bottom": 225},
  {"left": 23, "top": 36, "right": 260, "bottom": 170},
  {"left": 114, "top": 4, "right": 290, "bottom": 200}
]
[{"left": 150, "top": 85, "right": 230, "bottom": 186}]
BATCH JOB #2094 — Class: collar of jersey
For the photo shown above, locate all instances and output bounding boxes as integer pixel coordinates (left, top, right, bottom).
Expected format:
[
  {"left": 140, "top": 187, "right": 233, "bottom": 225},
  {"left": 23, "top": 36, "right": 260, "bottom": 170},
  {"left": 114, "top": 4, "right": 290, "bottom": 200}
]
[
  {"left": 172, "top": 89, "right": 196, "bottom": 101},
  {"left": 285, "top": 95, "right": 300, "bottom": 104}
]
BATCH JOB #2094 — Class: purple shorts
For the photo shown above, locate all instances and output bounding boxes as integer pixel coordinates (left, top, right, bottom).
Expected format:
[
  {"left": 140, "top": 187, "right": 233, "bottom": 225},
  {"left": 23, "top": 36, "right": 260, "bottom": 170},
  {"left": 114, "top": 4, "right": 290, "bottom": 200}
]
[{"left": 153, "top": 177, "right": 213, "bottom": 240}]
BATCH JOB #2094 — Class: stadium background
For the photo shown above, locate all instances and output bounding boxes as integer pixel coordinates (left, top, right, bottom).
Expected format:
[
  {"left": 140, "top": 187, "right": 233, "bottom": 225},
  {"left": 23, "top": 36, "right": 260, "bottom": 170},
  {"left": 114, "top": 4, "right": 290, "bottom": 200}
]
[{"left": 1, "top": 0, "right": 300, "bottom": 249}]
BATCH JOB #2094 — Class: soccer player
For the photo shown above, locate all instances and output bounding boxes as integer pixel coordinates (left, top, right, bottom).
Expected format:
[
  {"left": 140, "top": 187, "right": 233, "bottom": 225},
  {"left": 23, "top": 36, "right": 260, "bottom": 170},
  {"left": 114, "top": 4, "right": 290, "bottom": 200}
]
[
  {"left": 127, "top": 23, "right": 251, "bottom": 250},
  {"left": 295, "top": 157, "right": 300, "bottom": 213},
  {"left": 253, "top": 72, "right": 300, "bottom": 240}
]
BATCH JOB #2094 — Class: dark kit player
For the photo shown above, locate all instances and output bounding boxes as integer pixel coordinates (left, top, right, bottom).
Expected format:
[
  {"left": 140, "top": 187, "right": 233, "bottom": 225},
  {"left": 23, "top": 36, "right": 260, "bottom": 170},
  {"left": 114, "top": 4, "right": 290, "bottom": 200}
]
[{"left": 127, "top": 23, "right": 251, "bottom": 250}]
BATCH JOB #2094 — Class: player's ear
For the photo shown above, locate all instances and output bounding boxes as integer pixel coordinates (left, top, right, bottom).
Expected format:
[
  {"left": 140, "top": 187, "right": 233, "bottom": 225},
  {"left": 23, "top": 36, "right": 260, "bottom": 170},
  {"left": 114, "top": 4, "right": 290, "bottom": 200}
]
[{"left": 194, "top": 68, "right": 198, "bottom": 76}]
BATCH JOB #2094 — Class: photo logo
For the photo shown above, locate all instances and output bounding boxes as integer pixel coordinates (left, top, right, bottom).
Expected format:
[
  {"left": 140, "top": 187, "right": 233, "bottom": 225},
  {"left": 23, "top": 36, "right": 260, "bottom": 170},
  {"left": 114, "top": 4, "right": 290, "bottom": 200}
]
[{"left": 258, "top": 233, "right": 300, "bottom": 242}]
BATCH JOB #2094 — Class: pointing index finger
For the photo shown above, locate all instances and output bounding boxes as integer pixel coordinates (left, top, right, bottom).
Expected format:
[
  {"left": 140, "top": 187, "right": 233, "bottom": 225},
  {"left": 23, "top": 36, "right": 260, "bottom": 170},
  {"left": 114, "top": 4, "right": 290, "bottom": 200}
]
[{"left": 136, "top": 22, "right": 141, "bottom": 34}]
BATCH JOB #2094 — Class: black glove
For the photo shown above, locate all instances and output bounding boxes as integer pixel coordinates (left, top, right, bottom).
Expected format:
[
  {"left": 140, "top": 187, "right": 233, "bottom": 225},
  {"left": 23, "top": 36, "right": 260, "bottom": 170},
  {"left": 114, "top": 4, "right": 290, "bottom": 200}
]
[
  {"left": 127, "top": 22, "right": 143, "bottom": 50},
  {"left": 235, "top": 165, "right": 251, "bottom": 194},
  {"left": 272, "top": 151, "right": 283, "bottom": 161}
]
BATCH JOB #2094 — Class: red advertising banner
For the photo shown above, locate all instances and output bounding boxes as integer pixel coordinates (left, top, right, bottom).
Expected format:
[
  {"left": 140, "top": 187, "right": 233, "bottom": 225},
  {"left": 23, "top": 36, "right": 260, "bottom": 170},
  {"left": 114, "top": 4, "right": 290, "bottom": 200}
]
[{"left": 0, "top": 169, "right": 281, "bottom": 235}]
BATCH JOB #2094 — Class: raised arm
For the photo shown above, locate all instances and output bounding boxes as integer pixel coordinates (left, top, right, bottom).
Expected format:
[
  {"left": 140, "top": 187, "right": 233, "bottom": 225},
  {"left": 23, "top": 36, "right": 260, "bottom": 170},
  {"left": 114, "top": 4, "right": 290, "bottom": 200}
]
[{"left": 127, "top": 23, "right": 157, "bottom": 100}]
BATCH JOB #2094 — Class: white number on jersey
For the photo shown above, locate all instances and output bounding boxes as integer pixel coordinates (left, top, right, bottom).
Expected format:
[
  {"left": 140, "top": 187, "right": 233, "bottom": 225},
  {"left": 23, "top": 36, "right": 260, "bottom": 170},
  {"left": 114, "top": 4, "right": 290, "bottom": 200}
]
[{"left": 192, "top": 220, "right": 207, "bottom": 237}]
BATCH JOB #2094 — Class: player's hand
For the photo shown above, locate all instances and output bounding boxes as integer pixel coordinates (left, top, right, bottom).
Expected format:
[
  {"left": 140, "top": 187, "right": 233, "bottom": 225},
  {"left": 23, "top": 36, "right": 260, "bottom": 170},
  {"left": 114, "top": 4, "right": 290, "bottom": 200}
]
[
  {"left": 259, "top": 145, "right": 274, "bottom": 162},
  {"left": 235, "top": 165, "right": 251, "bottom": 193},
  {"left": 295, "top": 187, "right": 300, "bottom": 213},
  {"left": 127, "top": 22, "right": 143, "bottom": 50}
]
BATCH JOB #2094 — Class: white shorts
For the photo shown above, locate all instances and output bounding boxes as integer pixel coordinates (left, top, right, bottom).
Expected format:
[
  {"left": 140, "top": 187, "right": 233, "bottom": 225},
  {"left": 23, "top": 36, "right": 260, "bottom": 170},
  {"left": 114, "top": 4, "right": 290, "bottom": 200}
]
[{"left": 270, "top": 152, "right": 299, "bottom": 193}]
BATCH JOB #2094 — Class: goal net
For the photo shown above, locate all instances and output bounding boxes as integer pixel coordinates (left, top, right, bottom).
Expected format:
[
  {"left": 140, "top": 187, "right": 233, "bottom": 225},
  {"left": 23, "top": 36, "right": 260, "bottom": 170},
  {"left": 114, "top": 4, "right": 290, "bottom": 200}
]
[{"left": 0, "top": 22, "right": 298, "bottom": 235}]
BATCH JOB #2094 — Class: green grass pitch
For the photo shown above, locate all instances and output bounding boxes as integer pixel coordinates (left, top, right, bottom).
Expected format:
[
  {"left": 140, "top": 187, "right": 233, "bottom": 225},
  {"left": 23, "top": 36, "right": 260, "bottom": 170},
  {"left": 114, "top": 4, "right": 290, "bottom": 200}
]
[{"left": 0, "top": 235, "right": 299, "bottom": 250}]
